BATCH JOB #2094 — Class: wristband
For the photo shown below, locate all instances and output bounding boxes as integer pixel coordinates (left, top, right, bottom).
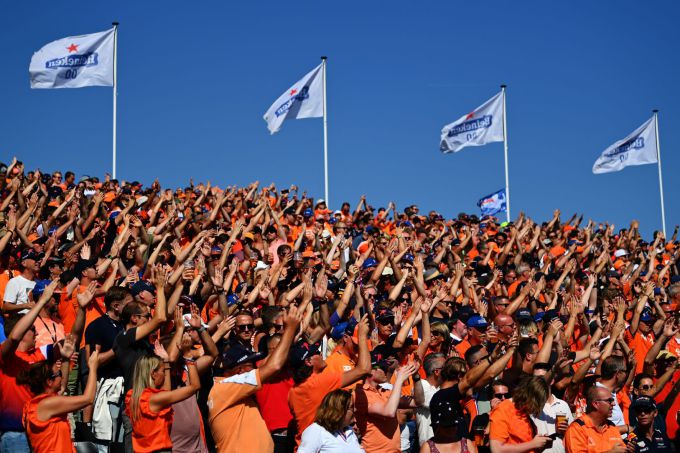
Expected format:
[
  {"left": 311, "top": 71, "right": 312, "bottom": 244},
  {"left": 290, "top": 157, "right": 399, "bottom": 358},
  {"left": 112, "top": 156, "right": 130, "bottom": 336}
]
[{"left": 197, "top": 326, "right": 207, "bottom": 334}]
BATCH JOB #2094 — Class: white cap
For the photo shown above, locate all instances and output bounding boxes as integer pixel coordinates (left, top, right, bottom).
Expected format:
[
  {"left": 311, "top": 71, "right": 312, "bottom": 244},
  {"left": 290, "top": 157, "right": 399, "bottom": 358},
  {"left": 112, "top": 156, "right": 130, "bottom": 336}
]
[
  {"left": 254, "top": 261, "right": 270, "bottom": 271},
  {"left": 316, "top": 199, "right": 325, "bottom": 205},
  {"left": 614, "top": 249, "right": 628, "bottom": 258}
]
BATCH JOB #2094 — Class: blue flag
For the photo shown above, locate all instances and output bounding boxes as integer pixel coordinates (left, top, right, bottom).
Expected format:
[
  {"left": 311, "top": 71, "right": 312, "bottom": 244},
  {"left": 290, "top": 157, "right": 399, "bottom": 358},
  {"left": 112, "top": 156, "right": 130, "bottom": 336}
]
[{"left": 477, "top": 189, "right": 506, "bottom": 216}]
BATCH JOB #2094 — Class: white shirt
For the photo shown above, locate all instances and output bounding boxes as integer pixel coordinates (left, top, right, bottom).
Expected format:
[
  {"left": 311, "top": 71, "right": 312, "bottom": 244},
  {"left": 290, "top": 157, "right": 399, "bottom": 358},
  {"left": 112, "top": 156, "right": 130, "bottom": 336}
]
[
  {"left": 3, "top": 275, "right": 35, "bottom": 314},
  {"left": 298, "top": 422, "right": 364, "bottom": 453},
  {"left": 415, "top": 380, "right": 440, "bottom": 446},
  {"left": 530, "top": 395, "right": 574, "bottom": 453}
]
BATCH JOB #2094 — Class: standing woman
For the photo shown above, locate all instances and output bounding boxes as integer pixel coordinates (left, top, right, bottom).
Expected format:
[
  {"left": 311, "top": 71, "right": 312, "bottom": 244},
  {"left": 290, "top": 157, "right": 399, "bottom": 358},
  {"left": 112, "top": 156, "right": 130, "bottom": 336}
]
[
  {"left": 125, "top": 352, "right": 201, "bottom": 453},
  {"left": 21, "top": 349, "right": 100, "bottom": 453},
  {"left": 421, "top": 397, "right": 477, "bottom": 453},
  {"left": 298, "top": 389, "right": 364, "bottom": 453}
]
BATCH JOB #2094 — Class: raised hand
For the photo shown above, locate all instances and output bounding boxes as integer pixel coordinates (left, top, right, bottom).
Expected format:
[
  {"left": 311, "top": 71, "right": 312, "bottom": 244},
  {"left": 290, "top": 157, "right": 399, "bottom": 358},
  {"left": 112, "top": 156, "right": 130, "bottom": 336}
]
[
  {"left": 188, "top": 304, "right": 202, "bottom": 329},
  {"left": 59, "top": 335, "right": 76, "bottom": 360},
  {"left": 154, "top": 340, "right": 169, "bottom": 361},
  {"left": 284, "top": 305, "right": 303, "bottom": 330},
  {"left": 76, "top": 281, "right": 98, "bottom": 308}
]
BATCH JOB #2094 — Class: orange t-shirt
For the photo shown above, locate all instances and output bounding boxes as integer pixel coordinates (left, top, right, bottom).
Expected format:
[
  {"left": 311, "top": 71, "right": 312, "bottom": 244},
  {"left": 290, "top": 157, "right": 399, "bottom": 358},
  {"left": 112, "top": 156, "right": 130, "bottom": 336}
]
[
  {"left": 289, "top": 370, "right": 342, "bottom": 446},
  {"left": 125, "top": 388, "right": 174, "bottom": 453},
  {"left": 625, "top": 330, "right": 655, "bottom": 374},
  {"left": 23, "top": 393, "right": 75, "bottom": 453},
  {"left": 324, "top": 348, "right": 356, "bottom": 390},
  {"left": 208, "top": 369, "right": 273, "bottom": 452},
  {"left": 354, "top": 383, "right": 401, "bottom": 453},
  {"left": 489, "top": 399, "right": 536, "bottom": 450},
  {"left": 564, "top": 414, "right": 623, "bottom": 453},
  {"left": 0, "top": 269, "right": 19, "bottom": 310}
]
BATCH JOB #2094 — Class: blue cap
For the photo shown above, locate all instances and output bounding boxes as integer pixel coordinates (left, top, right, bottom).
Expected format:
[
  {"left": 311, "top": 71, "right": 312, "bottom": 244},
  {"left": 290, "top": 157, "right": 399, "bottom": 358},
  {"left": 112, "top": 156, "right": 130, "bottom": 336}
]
[
  {"left": 362, "top": 258, "right": 378, "bottom": 269},
  {"left": 227, "top": 294, "right": 240, "bottom": 306},
  {"left": 640, "top": 310, "right": 654, "bottom": 323},
  {"left": 671, "top": 275, "right": 680, "bottom": 284},
  {"left": 516, "top": 308, "right": 532, "bottom": 320},
  {"left": 466, "top": 315, "right": 488, "bottom": 329},
  {"left": 328, "top": 217, "right": 337, "bottom": 225},
  {"left": 303, "top": 208, "right": 313, "bottom": 218},
  {"left": 32, "top": 280, "right": 52, "bottom": 297},
  {"left": 402, "top": 254, "right": 415, "bottom": 263},
  {"left": 534, "top": 312, "right": 546, "bottom": 322},
  {"left": 654, "top": 288, "right": 662, "bottom": 296}
]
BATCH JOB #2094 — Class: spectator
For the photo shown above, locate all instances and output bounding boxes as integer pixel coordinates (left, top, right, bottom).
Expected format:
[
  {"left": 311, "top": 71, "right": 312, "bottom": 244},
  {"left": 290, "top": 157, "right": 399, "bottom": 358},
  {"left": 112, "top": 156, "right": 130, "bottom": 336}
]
[
  {"left": 21, "top": 349, "right": 100, "bottom": 452},
  {"left": 489, "top": 375, "right": 552, "bottom": 453},
  {"left": 288, "top": 315, "right": 371, "bottom": 448},
  {"left": 421, "top": 395, "right": 477, "bottom": 453},
  {"left": 354, "top": 360, "right": 418, "bottom": 452},
  {"left": 629, "top": 396, "right": 673, "bottom": 452},
  {"left": 564, "top": 386, "right": 627, "bottom": 453},
  {"left": 415, "top": 352, "right": 445, "bottom": 447},
  {"left": 298, "top": 389, "right": 363, "bottom": 453}
]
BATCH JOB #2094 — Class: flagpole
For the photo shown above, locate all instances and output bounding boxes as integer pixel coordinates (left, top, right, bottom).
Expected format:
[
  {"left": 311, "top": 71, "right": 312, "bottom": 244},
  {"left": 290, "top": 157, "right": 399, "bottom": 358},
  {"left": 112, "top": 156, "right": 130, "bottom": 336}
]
[
  {"left": 112, "top": 22, "right": 119, "bottom": 180},
  {"left": 500, "top": 84, "right": 510, "bottom": 222},
  {"left": 653, "top": 109, "right": 666, "bottom": 237},
  {"left": 321, "top": 56, "right": 329, "bottom": 207}
]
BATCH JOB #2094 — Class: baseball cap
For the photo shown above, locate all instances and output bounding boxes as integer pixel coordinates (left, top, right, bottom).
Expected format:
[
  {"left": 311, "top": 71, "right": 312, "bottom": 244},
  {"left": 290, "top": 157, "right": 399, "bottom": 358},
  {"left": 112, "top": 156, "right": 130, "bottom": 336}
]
[
  {"left": 220, "top": 345, "right": 265, "bottom": 369},
  {"left": 130, "top": 280, "right": 156, "bottom": 297},
  {"left": 32, "top": 280, "right": 52, "bottom": 298},
  {"left": 362, "top": 258, "right": 378, "bottom": 270},
  {"left": 640, "top": 310, "right": 654, "bottom": 323},
  {"left": 375, "top": 308, "right": 395, "bottom": 322},
  {"left": 227, "top": 293, "right": 240, "bottom": 306},
  {"left": 516, "top": 308, "right": 533, "bottom": 321},
  {"left": 303, "top": 208, "right": 313, "bottom": 218},
  {"left": 466, "top": 315, "right": 488, "bottom": 330},
  {"left": 402, "top": 254, "right": 415, "bottom": 263},
  {"left": 430, "top": 398, "right": 464, "bottom": 428},
  {"left": 289, "top": 340, "right": 322, "bottom": 368},
  {"left": 74, "top": 259, "right": 97, "bottom": 276},
  {"left": 21, "top": 250, "right": 44, "bottom": 262},
  {"left": 631, "top": 396, "right": 657, "bottom": 411},
  {"left": 614, "top": 249, "right": 628, "bottom": 258}
]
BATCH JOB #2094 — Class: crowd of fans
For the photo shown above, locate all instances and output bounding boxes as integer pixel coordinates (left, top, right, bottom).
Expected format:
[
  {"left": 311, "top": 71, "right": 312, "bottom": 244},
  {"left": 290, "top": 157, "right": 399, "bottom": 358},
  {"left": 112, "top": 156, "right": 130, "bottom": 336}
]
[{"left": 0, "top": 157, "right": 678, "bottom": 453}]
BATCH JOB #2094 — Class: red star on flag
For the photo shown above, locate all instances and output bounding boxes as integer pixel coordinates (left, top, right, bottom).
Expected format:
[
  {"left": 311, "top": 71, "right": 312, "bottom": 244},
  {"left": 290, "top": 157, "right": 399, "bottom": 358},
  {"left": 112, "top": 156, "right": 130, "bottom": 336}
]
[
  {"left": 67, "top": 43, "right": 79, "bottom": 53},
  {"left": 290, "top": 89, "right": 298, "bottom": 95},
  {"left": 466, "top": 111, "right": 475, "bottom": 120}
]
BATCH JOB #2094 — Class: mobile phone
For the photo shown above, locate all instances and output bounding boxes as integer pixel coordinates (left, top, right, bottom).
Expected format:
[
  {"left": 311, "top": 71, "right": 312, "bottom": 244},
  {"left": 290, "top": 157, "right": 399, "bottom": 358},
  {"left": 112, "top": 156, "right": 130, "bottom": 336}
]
[{"left": 359, "top": 306, "right": 366, "bottom": 317}]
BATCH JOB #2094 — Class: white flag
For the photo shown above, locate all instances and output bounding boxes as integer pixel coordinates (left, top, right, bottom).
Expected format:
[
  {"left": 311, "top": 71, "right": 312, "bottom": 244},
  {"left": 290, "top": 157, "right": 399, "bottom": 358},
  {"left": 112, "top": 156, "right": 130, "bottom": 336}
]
[
  {"left": 592, "top": 117, "right": 658, "bottom": 174},
  {"left": 30, "top": 28, "right": 114, "bottom": 89},
  {"left": 263, "top": 63, "right": 323, "bottom": 134},
  {"left": 440, "top": 91, "right": 504, "bottom": 153}
]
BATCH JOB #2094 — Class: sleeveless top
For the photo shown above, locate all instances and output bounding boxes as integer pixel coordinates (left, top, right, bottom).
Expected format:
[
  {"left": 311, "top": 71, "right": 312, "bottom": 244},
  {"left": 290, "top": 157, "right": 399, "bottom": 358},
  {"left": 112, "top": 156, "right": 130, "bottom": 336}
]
[{"left": 427, "top": 438, "right": 470, "bottom": 453}]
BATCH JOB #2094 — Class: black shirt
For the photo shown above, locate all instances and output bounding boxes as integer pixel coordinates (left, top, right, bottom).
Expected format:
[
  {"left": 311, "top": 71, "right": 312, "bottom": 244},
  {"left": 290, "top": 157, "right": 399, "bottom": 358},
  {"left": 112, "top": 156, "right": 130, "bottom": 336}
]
[
  {"left": 85, "top": 314, "right": 124, "bottom": 380},
  {"left": 112, "top": 327, "right": 154, "bottom": 392},
  {"left": 632, "top": 427, "right": 674, "bottom": 452},
  {"left": 429, "top": 384, "right": 469, "bottom": 436}
]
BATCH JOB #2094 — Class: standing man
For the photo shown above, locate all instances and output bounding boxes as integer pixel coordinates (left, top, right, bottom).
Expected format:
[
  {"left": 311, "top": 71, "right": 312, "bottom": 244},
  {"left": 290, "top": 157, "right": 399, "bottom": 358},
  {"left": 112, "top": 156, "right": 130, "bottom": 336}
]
[
  {"left": 208, "top": 307, "right": 302, "bottom": 452},
  {"left": 415, "top": 353, "right": 445, "bottom": 447},
  {"left": 354, "top": 357, "right": 418, "bottom": 453},
  {"left": 288, "top": 316, "right": 371, "bottom": 448}
]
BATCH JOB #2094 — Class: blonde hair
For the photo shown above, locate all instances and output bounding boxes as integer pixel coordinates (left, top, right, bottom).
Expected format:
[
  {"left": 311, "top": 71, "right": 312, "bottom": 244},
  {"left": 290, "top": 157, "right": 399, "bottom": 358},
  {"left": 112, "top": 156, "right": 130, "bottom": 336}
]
[{"left": 129, "top": 356, "right": 162, "bottom": 422}]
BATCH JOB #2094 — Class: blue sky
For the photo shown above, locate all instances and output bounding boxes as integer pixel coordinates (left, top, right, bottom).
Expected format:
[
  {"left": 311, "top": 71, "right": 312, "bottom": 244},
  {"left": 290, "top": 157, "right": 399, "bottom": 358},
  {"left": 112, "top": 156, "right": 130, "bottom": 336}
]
[{"left": 1, "top": 1, "right": 679, "bottom": 237}]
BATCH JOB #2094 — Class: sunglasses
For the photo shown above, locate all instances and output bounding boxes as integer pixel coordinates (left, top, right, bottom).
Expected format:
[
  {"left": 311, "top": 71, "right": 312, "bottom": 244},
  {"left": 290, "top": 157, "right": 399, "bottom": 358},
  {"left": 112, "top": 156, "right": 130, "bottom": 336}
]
[
  {"left": 134, "top": 312, "right": 152, "bottom": 319},
  {"left": 377, "top": 318, "right": 394, "bottom": 326},
  {"left": 236, "top": 324, "right": 254, "bottom": 332},
  {"left": 50, "top": 370, "right": 63, "bottom": 379},
  {"left": 595, "top": 398, "right": 615, "bottom": 405},
  {"left": 272, "top": 323, "right": 284, "bottom": 331},
  {"left": 638, "top": 384, "right": 653, "bottom": 391},
  {"left": 494, "top": 393, "right": 508, "bottom": 400}
]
